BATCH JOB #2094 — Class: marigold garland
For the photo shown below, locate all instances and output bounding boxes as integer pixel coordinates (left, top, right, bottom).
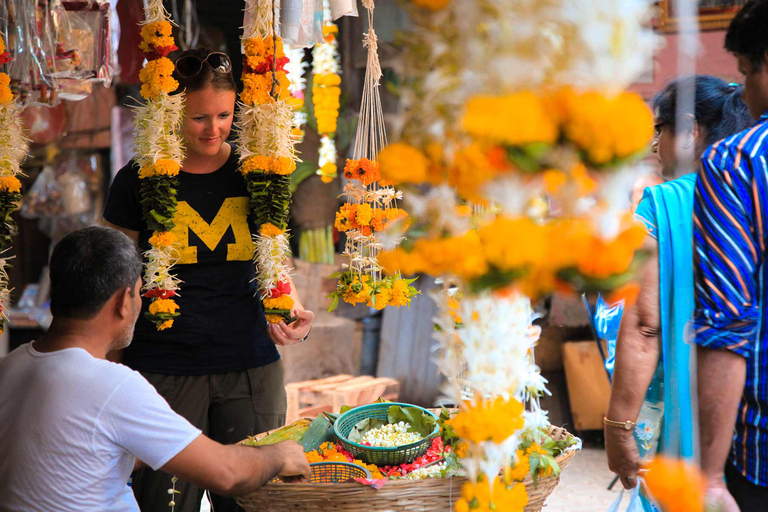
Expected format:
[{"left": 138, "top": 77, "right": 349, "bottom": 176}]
[
  {"left": 0, "top": 32, "right": 27, "bottom": 334},
  {"left": 313, "top": 1, "right": 341, "bottom": 183},
  {"left": 644, "top": 456, "right": 705, "bottom": 512},
  {"left": 134, "top": 0, "right": 185, "bottom": 330},
  {"left": 455, "top": 475, "right": 528, "bottom": 512},
  {"left": 236, "top": 0, "right": 300, "bottom": 324}
]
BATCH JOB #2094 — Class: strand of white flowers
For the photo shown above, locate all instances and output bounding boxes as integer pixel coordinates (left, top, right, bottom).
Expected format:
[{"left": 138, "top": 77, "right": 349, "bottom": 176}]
[
  {"left": 142, "top": 246, "right": 182, "bottom": 292},
  {"left": 132, "top": 94, "right": 186, "bottom": 169},
  {"left": 313, "top": 0, "right": 340, "bottom": 174},
  {"left": 0, "top": 103, "right": 28, "bottom": 176},
  {"left": 142, "top": 0, "right": 173, "bottom": 25},
  {"left": 0, "top": 258, "right": 11, "bottom": 323},
  {"left": 253, "top": 232, "right": 292, "bottom": 297},
  {"left": 243, "top": 0, "right": 274, "bottom": 41},
  {"left": 235, "top": 101, "right": 299, "bottom": 163},
  {"left": 283, "top": 44, "right": 308, "bottom": 130}
]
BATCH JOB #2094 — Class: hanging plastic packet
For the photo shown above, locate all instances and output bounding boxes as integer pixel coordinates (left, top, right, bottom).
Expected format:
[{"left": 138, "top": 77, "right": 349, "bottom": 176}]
[
  {"left": 3, "top": 0, "right": 61, "bottom": 107},
  {"left": 329, "top": 0, "right": 358, "bottom": 20},
  {"left": 594, "top": 293, "right": 624, "bottom": 378},
  {"left": 50, "top": 0, "right": 114, "bottom": 85},
  {"left": 280, "top": 0, "right": 324, "bottom": 47}
]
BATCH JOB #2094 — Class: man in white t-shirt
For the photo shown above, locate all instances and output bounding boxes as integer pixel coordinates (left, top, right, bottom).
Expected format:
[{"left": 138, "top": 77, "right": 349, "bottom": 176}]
[{"left": 0, "top": 227, "right": 310, "bottom": 512}]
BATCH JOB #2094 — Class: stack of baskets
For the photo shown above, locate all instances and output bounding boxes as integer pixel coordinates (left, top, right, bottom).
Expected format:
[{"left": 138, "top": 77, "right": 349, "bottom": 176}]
[{"left": 236, "top": 402, "right": 577, "bottom": 512}]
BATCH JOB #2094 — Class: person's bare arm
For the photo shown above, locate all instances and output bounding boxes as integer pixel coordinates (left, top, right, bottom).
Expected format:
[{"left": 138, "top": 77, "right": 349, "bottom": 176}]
[
  {"left": 605, "top": 238, "right": 660, "bottom": 488},
  {"left": 162, "top": 436, "right": 311, "bottom": 496},
  {"left": 698, "top": 347, "right": 745, "bottom": 508},
  {"left": 102, "top": 219, "right": 139, "bottom": 245}
]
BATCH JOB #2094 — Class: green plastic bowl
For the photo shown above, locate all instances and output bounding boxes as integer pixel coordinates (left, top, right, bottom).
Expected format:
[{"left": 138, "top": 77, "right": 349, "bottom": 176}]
[{"left": 333, "top": 402, "right": 439, "bottom": 466}]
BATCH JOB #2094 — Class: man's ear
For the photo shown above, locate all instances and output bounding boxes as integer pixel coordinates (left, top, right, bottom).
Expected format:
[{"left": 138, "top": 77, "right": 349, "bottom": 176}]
[{"left": 115, "top": 287, "right": 133, "bottom": 319}]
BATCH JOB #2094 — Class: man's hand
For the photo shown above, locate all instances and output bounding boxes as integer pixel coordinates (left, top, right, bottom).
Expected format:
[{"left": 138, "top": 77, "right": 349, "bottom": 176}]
[
  {"left": 268, "top": 308, "right": 314, "bottom": 346},
  {"left": 273, "top": 441, "right": 311, "bottom": 478},
  {"left": 705, "top": 477, "right": 741, "bottom": 512},
  {"left": 605, "top": 427, "right": 641, "bottom": 489}
]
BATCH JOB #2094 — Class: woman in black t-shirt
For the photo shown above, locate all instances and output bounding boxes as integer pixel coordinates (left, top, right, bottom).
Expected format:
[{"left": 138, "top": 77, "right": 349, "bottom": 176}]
[{"left": 104, "top": 48, "right": 314, "bottom": 512}]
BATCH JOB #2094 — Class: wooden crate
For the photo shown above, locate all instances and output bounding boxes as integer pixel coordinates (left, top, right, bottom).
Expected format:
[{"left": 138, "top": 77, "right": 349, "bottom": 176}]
[
  {"left": 562, "top": 340, "right": 611, "bottom": 431},
  {"left": 285, "top": 375, "right": 401, "bottom": 423}
]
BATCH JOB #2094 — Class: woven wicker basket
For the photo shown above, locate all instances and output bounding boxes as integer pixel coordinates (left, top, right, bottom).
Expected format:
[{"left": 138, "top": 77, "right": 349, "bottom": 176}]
[{"left": 236, "top": 425, "right": 577, "bottom": 512}]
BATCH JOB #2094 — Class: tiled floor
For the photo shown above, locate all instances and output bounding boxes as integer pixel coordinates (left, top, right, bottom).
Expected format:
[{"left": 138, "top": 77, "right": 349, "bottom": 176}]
[{"left": 546, "top": 446, "right": 623, "bottom": 511}]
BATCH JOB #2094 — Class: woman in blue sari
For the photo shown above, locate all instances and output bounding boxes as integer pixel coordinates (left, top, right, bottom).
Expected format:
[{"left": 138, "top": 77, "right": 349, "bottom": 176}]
[{"left": 605, "top": 76, "right": 752, "bottom": 505}]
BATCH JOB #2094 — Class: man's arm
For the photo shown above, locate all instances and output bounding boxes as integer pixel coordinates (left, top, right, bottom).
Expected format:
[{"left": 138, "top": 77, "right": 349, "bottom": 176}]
[
  {"left": 606, "top": 238, "right": 660, "bottom": 489},
  {"left": 162, "top": 436, "right": 310, "bottom": 496}
]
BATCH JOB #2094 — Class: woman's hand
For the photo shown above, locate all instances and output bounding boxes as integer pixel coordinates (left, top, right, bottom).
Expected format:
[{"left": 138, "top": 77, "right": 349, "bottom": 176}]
[
  {"left": 605, "top": 427, "right": 641, "bottom": 489},
  {"left": 268, "top": 308, "right": 315, "bottom": 346}
]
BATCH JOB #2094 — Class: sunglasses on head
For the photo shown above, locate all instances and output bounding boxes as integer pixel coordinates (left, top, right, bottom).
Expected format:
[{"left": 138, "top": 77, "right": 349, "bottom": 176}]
[{"left": 175, "top": 52, "right": 232, "bottom": 78}]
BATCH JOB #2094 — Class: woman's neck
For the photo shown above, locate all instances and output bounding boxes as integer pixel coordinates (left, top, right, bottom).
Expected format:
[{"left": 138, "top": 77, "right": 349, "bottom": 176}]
[{"left": 182, "top": 143, "right": 231, "bottom": 174}]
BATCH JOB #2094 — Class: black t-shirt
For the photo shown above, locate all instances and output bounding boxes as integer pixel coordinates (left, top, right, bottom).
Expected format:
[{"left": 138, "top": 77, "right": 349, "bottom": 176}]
[{"left": 103, "top": 148, "right": 279, "bottom": 375}]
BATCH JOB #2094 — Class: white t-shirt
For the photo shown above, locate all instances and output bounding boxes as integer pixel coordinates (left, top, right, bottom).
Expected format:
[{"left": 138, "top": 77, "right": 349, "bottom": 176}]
[{"left": 0, "top": 343, "right": 202, "bottom": 512}]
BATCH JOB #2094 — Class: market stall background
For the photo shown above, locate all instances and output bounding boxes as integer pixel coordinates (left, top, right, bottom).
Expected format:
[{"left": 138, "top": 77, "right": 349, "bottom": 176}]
[{"left": 0, "top": 0, "right": 745, "bottom": 448}]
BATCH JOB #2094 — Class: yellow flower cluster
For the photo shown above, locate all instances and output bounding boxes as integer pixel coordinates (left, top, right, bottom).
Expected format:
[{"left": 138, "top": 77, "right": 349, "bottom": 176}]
[
  {"left": 148, "top": 298, "right": 179, "bottom": 316},
  {"left": 576, "top": 223, "right": 647, "bottom": 280},
  {"left": 313, "top": 74, "right": 341, "bottom": 134},
  {"left": 448, "top": 396, "right": 525, "bottom": 444},
  {"left": 318, "top": 162, "right": 337, "bottom": 183},
  {"left": 306, "top": 442, "right": 385, "bottom": 479},
  {"left": 148, "top": 231, "right": 177, "bottom": 248},
  {"left": 240, "top": 155, "right": 296, "bottom": 176},
  {"left": 259, "top": 222, "right": 286, "bottom": 237},
  {"left": 504, "top": 443, "right": 553, "bottom": 483},
  {"left": 0, "top": 175, "right": 21, "bottom": 194},
  {"left": 379, "top": 143, "right": 430, "bottom": 184},
  {"left": 463, "top": 92, "right": 559, "bottom": 147},
  {"left": 139, "top": 57, "right": 178, "bottom": 100},
  {"left": 139, "top": 159, "right": 181, "bottom": 179},
  {"left": 334, "top": 204, "right": 408, "bottom": 236},
  {"left": 644, "top": 456, "right": 705, "bottom": 512},
  {"left": 379, "top": 230, "right": 489, "bottom": 281},
  {"left": 322, "top": 24, "right": 339, "bottom": 41},
  {"left": 455, "top": 475, "right": 528, "bottom": 512},
  {"left": 139, "top": 21, "right": 175, "bottom": 54},
  {"left": 555, "top": 88, "right": 653, "bottom": 167},
  {"left": 449, "top": 144, "right": 495, "bottom": 203},
  {"left": 158, "top": 319, "right": 174, "bottom": 330},
  {"left": 263, "top": 294, "right": 295, "bottom": 311},
  {"left": 338, "top": 274, "right": 417, "bottom": 309},
  {"left": 243, "top": 36, "right": 285, "bottom": 72},
  {"left": 0, "top": 73, "right": 12, "bottom": 105}
]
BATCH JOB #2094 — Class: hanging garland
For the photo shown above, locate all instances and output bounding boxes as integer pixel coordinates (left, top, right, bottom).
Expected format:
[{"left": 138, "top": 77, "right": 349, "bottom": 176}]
[
  {"left": 133, "top": 0, "right": 184, "bottom": 331},
  {"left": 236, "top": 0, "right": 299, "bottom": 324},
  {"left": 283, "top": 43, "right": 309, "bottom": 138},
  {"left": 0, "top": 32, "right": 27, "bottom": 334},
  {"left": 312, "top": 0, "right": 341, "bottom": 183}
]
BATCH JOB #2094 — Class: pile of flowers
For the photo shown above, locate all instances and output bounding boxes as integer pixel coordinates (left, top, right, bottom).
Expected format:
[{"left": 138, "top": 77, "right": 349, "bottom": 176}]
[
  {"left": 132, "top": 1, "right": 185, "bottom": 330},
  {"left": 312, "top": 0, "right": 341, "bottom": 183},
  {"left": 0, "top": 31, "right": 27, "bottom": 334},
  {"left": 305, "top": 437, "right": 449, "bottom": 480},
  {"left": 329, "top": 157, "right": 418, "bottom": 311},
  {"left": 235, "top": 0, "right": 300, "bottom": 324}
]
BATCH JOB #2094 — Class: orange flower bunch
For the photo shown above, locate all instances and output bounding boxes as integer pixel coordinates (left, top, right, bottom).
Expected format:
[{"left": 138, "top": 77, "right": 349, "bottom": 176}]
[
  {"left": 243, "top": 36, "right": 288, "bottom": 74},
  {"left": 644, "top": 456, "right": 705, "bottom": 512},
  {"left": 306, "top": 442, "right": 385, "bottom": 479},
  {"left": 575, "top": 223, "right": 647, "bottom": 280},
  {"left": 335, "top": 205, "right": 408, "bottom": 235},
  {"left": 455, "top": 475, "right": 528, "bottom": 512},
  {"left": 240, "top": 155, "right": 296, "bottom": 176},
  {"left": 139, "top": 21, "right": 177, "bottom": 58},
  {"left": 322, "top": 24, "right": 339, "bottom": 42},
  {"left": 329, "top": 272, "right": 418, "bottom": 310},
  {"left": 0, "top": 175, "right": 21, "bottom": 194},
  {"left": 313, "top": 74, "right": 341, "bottom": 134},
  {"left": 139, "top": 57, "right": 178, "bottom": 100},
  {"left": 448, "top": 396, "right": 525, "bottom": 444},
  {"left": 343, "top": 158, "right": 381, "bottom": 186},
  {"left": 240, "top": 36, "right": 291, "bottom": 106},
  {"left": 139, "top": 159, "right": 181, "bottom": 179},
  {"left": 0, "top": 72, "right": 12, "bottom": 105}
]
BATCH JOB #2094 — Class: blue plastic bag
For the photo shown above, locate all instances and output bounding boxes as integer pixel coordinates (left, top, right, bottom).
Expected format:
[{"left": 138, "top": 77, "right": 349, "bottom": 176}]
[{"left": 594, "top": 294, "right": 625, "bottom": 378}]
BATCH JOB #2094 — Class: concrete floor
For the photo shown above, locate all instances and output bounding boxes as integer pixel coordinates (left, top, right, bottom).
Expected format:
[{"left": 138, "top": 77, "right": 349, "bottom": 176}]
[{"left": 546, "top": 446, "right": 623, "bottom": 511}]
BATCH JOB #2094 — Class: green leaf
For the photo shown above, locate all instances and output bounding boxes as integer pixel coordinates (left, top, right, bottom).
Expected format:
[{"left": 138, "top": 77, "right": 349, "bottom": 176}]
[
  {"left": 347, "top": 417, "right": 387, "bottom": 443},
  {"left": 530, "top": 455, "right": 540, "bottom": 486},
  {"left": 387, "top": 406, "right": 437, "bottom": 438},
  {"left": 328, "top": 295, "right": 340, "bottom": 312},
  {"left": 300, "top": 414, "right": 336, "bottom": 451}
]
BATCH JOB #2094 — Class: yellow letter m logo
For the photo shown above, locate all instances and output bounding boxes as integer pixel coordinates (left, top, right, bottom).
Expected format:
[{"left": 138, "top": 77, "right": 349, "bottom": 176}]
[{"left": 171, "top": 197, "right": 254, "bottom": 264}]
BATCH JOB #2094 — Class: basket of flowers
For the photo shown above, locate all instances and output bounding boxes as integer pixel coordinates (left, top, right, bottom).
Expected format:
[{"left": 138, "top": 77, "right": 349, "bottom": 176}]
[{"left": 236, "top": 408, "right": 579, "bottom": 512}]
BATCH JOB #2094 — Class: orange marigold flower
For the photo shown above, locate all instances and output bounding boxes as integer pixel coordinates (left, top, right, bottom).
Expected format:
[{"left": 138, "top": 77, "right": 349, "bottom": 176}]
[
  {"left": 158, "top": 319, "right": 174, "bottom": 330},
  {"left": 259, "top": 223, "right": 285, "bottom": 237},
  {"left": 241, "top": 155, "right": 273, "bottom": 174},
  {"left": 149, "top": 231, "right": 177, "bottom": 248},
  {"left": 344, "top": 159, "right": 361, "bottom": 180},
  {"left": 355, "top": 204, "right": 374, "bottom": 226},
  {"left": 644, "top": 456, "right": 705, "bottom": 512},
  {"left": 0, "top": 175, "right": 21, "bottom": 193},
  {"left": 263, "top": 294, "right": 294, "bottom": 311},
  {"left": 241, "top": 73, "right": 273, "bottom": 106},
  {"left": 265, "top": 314, "right": 284, "bottom": 324},
  {"left": 148, "top": 298, "right": 179, "bottom": 316},
  {"left": 139, "top": 57, "right": 178, "bottom": 99},
  {"left": 357, "top": 159, "right": 380, "bottom": 186},
  {"left": 448, "top": 396, "right": 525, "bottom": 444},
  {"left": 270, "top": 156, "right": 296, "bottom": 175},
  {"left": 378, "top": 143, "right": 429, "bottom": 184}
]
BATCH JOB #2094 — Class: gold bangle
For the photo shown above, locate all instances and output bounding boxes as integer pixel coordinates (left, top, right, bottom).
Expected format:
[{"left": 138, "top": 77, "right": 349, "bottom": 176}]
[{"left": 604, "top": 417, "right": 636, "bottom": 431}]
